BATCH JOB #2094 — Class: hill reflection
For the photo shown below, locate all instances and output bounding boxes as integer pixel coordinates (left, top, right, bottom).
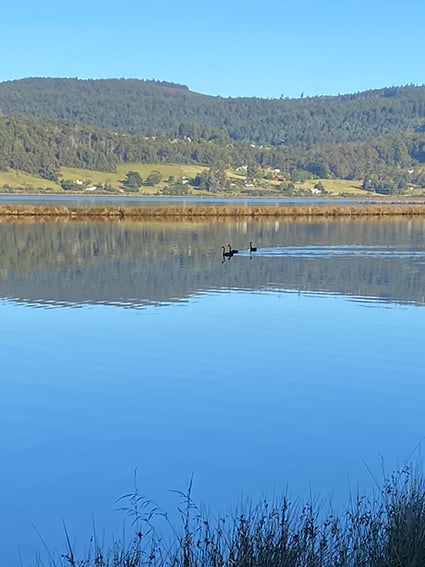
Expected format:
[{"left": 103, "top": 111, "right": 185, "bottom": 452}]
[{"left": 1, "top": 218, "right": 425, "bottom": 307}]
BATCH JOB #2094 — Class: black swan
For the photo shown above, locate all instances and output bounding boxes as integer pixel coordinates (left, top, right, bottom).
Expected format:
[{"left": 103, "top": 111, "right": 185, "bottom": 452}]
[
  {"left": 249, "top": 241, "right": 257, "bottom": 252},
  {"left": 222, "top": 246, "right": 233, "bottom": 258},
  {"left": 228, "top": 244, "right": 239, "bottom": 254}
]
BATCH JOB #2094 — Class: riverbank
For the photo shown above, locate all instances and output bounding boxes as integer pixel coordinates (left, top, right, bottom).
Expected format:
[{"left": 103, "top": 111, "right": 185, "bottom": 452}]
[{"left": 3, "top": 202, "right": 425, "bottom": 218}]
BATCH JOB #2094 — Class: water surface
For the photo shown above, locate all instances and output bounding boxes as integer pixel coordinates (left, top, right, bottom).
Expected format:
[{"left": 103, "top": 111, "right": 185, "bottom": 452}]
[
  {"left": 1, "top": 217, "right": 425, "bottom": 565},
  {"left": 0, "top": 194, "right": 367, "bottom": 207}
]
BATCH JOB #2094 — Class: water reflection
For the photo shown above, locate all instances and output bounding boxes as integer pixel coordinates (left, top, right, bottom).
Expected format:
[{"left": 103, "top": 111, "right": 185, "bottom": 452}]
[{"left": 0, "top": 218, "right": 425, "bottom": 307}]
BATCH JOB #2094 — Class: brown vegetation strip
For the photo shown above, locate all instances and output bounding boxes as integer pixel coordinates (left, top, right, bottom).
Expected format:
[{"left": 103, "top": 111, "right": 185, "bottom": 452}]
[{"left": 3, "top": 204, "right": 425, "bottom": 218}]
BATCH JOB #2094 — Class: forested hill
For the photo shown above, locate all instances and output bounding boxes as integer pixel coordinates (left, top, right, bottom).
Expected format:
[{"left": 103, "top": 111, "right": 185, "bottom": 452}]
[{"left": 1, "top": 78, "right": 425, "bottom": 145}]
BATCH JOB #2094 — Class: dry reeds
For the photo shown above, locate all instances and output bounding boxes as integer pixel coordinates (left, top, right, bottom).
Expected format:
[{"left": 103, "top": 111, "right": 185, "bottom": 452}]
[{"left": 3, "top": 203, "right": 425, "bottom": 219}]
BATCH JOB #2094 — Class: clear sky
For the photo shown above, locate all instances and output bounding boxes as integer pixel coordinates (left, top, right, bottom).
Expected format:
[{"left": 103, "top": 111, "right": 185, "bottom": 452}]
[{"left": 1, "top": 0, "right": 424, "bottom": 99}]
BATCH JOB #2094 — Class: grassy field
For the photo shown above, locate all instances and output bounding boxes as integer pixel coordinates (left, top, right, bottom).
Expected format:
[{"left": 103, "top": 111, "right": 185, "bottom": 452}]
[
  {"left": 0, "top": 164, "right": 207, "bottom": 194},
  {"left": 60, "top": 163, "right": 206, "bottom": 193},
  {"left": 1, "top": 163, "right": 420, "bottom": 198},
  {"left": 0, "top": 169, "right": 59, "bottom": 190},
  {"left": 297, "top": 178, "right": 367, "bottom": 195}
]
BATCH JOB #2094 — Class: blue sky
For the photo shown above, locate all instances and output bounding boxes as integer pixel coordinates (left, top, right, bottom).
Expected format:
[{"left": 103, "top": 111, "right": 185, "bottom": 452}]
[{"left": 1, "top": 0, "right": 424, "bottom": 99}]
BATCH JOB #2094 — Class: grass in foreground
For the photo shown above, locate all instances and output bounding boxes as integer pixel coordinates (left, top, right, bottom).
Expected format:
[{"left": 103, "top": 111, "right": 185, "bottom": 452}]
[{"left": 40, "top": 465, "right": 425, "bottom": 567}]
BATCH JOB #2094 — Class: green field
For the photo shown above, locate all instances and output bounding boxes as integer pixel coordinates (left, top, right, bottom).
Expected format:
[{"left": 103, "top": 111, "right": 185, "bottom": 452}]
[
  {"left": 61, "top": 165, "right": 372, "bottom": 197},
  {"left": 0, "top": 163, "right": 207, "bottom": 194},
  {"left": 60, "top": 163, "right": 206, "bottom": 192},
  {"left": 0, "top": 164, "right": 404, "bottom": 197},
  {"left": 297, "top": 178, "right": 367, "bottom": 195},
  {"left": 0, "top": 169, "right": 59, "bottom": 191}
]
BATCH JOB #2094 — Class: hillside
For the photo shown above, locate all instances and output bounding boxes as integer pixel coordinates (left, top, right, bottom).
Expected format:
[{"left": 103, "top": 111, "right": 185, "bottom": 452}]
[
  {"left": 1, "top": 78, "right": 425, "bottom": 145},
  {"left": 2, "top": 79, "right": 425, "bottom": 195}
]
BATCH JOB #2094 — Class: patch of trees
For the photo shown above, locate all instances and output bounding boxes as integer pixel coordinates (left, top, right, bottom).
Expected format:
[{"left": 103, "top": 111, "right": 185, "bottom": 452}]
[
  {"left": 122, "top": 170, "right": 162, "bottom": 188},
  {"left": 123, "top": 171, "right": 143, "bottom": 189}
]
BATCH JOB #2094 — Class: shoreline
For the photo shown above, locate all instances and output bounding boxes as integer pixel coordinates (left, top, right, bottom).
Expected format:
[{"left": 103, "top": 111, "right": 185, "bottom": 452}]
[{"left": 2, "top": 202, "right": 425, "bottom": 218}]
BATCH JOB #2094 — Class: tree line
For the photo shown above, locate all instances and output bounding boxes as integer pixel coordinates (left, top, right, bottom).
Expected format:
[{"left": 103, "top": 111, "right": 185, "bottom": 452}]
[{"left": 1, "top": 112, "right": 425, "bottom": 192}]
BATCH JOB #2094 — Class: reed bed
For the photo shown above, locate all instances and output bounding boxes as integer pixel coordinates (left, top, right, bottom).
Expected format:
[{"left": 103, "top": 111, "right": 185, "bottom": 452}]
[
  {"left": 4, "top": 203, "right": 425, "bottom": 219},
  {"left": 45, "top": 466, "right": 425, "bottom": 567}
]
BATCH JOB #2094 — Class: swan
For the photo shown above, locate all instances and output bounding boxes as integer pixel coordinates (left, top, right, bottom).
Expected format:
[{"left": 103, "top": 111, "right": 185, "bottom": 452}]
[
  {"left": 249, "top": 241, "right": 257, "bottom": 252},
  {"left": 228, "top": 244, "right": 239, "bottom": 254},
  {"left": 222, "top": 246, "right": 233, "bottom": 258}
]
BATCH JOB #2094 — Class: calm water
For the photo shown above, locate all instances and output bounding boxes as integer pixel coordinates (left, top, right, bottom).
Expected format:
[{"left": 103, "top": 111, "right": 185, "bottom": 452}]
[
  {"left": 0, "top": 194, "right": 366, "bottom": 207},
  {"left": 1, "top": 217, "right": 425, "bottom": 565}
]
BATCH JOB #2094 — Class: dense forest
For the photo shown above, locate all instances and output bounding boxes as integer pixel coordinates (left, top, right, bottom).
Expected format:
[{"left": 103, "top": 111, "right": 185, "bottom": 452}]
[
  {"left": 1, "top": 78, "right": 425, "bottom": 192},
  {"left": 2, "top": 78, "right": 425, "bottom": 145}
]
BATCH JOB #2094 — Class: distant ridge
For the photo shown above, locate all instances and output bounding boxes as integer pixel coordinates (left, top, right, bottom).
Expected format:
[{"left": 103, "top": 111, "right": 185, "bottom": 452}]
[{"left": 1, "top": 77, "right": 425, "bottom": 145}]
